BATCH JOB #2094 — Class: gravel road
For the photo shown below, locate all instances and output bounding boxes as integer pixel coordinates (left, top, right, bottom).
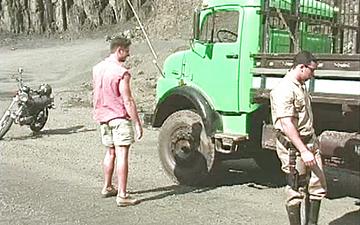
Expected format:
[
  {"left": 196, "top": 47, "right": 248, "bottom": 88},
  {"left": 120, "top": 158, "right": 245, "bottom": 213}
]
[{"left": 0, "top": 38, "right": 359, "bottom": 225}]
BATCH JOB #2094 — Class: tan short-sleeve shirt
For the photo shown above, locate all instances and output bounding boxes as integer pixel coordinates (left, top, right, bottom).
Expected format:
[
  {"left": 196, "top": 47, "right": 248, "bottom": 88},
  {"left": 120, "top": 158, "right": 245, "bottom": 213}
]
[{"left": 270, "top": 74, "right": 314, "bottom": 137}]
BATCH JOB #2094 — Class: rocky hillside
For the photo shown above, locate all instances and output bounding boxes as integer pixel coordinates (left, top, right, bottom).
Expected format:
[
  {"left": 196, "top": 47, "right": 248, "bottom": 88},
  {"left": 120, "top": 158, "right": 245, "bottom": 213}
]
[
  {"left": 0, "top": 0, "right": 154, "bottom": 34},
  {"left": 146, "top": 0, "right": 202, "bottom": 39},
  {"left": 0, "top": 0, "right": 201, "bottom": 39}
]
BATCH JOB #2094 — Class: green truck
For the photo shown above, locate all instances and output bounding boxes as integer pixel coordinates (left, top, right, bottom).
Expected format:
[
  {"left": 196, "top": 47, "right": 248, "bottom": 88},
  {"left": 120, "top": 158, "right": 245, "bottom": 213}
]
[{"left": 151, "top": 0, "right": 360, "bottom": 196}]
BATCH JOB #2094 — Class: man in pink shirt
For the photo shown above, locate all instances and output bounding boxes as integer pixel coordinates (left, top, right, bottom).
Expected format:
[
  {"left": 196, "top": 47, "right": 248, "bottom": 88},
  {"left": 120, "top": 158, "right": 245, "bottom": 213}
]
[{"left": 92, "top": 36, "right": 143, "bottom": 207}]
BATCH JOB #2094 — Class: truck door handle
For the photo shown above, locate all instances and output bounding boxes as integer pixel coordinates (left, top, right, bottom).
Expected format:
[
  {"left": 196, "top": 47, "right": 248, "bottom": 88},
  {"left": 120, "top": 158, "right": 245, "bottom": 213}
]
[{"left": 226, "top": 54, "right": 239, "bottom": 59}]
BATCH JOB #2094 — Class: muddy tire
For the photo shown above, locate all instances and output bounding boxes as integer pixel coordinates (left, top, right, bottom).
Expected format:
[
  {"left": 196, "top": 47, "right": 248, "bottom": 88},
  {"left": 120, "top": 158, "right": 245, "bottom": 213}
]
[
  {"left": 30, "top": 108, "right": 48, "bottom": 132},
  {"left": 0, "top": 112, "right": 14, "bottom": 140},
  {"left": 158, "top": 110, "right": 215, "bottom": 185}
]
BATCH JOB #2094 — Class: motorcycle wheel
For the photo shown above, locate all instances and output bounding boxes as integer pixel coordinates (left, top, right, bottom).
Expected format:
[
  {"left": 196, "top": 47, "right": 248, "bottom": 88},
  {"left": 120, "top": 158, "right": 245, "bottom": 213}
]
[
  {"left": 30, "top": 108, "right": 49, "bottom": 132},
  {"left": 0, "top": 112, "right": 14, "bottom": 139}
]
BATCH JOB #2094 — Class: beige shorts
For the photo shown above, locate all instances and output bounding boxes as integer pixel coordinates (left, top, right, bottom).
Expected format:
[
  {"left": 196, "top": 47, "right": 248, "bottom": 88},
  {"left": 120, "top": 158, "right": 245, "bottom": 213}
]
[{"left": 100, "top": 118, "right": 134, "bottom": 147}]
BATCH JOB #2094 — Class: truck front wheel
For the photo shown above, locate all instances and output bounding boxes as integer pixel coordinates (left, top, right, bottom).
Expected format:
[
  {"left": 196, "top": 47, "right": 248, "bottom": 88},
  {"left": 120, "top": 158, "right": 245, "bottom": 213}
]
[{"left": 158, "top": 110, "right": 215, "bottom": 185}]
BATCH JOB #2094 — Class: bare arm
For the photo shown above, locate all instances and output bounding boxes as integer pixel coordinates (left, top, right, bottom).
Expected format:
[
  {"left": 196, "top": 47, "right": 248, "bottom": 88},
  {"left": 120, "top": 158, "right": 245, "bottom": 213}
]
[
  {"left": 119, "top": 72, "right": 143, "bottom": 140},
  {"left": 279, "top": 117, "right": 316, "bottom": 167}
]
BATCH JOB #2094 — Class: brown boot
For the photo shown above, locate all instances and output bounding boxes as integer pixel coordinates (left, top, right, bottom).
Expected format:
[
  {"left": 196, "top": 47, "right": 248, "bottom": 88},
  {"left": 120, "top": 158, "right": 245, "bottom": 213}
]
[
  {"left": 307, "top": 200, "right": 321, "bottom": 225},
  {"left": 286, "top": 204, "right": 301, "bottom": 225}
]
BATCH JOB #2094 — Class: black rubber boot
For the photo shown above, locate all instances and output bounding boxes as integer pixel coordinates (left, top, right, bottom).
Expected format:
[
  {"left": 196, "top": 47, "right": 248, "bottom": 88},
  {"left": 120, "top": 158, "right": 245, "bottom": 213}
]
[
  {"left": 286, "top": 204, "right": 301, "bottom": 225},
  {"left": 307, "top": 200, "right": 321, "bottom": 225}
]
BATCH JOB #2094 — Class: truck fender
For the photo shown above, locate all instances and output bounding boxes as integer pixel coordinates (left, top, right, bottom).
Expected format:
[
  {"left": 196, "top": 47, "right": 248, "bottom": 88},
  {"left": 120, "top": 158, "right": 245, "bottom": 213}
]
[{"left": 152, "top": 86, "right": 221, "bottom": 136}]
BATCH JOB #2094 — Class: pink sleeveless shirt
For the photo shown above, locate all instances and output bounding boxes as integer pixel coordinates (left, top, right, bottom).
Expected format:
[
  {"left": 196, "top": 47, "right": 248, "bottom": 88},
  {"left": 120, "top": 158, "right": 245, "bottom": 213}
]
[{"left": 92, "top": 54, "right": 130, "bottom": 123}]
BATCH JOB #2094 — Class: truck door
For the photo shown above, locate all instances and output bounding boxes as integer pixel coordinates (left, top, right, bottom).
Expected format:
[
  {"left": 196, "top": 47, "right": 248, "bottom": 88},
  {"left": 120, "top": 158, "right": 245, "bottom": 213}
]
[{"left": 186, "top": 8, "right": 242, "bottom": 112}]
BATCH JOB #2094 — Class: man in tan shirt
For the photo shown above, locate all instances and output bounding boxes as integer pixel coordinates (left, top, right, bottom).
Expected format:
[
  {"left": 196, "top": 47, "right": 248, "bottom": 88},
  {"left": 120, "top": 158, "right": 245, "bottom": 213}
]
[{"left": 270, "top": 51, "right": 326, "bottom": 225}]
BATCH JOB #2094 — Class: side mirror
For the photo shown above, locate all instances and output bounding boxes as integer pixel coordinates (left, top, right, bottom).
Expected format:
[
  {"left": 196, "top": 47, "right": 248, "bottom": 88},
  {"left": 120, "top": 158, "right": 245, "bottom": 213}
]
[{"left": 18, "top": 67, "right": 24, "bottom": 75}]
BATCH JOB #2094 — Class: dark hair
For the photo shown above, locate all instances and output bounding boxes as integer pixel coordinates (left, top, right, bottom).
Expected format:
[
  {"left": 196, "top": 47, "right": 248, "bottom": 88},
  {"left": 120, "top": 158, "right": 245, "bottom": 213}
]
[
  {"left": 110, "top": 36, "right": 131, "bottom": 53},
  {"left": 292, "top": 51, "right": 317, "bottom": 68}
]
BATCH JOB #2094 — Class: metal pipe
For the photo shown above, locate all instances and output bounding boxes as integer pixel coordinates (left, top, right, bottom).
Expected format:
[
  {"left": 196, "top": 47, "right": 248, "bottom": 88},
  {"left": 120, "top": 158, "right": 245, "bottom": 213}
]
[
  {"left": 290, "top": 0, "right": 300, "bottom": 52},
  {"left": 125, "top": 0, "right": 164, "bottom": 77},
  {"left": 262, "top": 0, "right": 270, "bottom": 53},
  {"left": 357, "top": 0, "right": 360, "bottom": 53}
]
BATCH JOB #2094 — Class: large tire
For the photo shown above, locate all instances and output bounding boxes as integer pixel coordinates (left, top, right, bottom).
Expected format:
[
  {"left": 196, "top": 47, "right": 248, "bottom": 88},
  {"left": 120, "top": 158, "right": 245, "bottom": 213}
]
[
  {"left": 0, "top": 112, "right": 14, "bottom": 139},
  {"left": 30, "top": 108, "right": 48, "bottom": 132},
  {"left": 158, "top": 110, "right": 215, "bottom": 185}
]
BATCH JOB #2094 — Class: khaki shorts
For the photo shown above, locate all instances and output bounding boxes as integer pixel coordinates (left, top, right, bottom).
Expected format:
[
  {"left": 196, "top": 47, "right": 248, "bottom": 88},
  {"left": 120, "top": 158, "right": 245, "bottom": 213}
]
[{"left": 100, "top": 118, "right": 134, "bottom": 147}]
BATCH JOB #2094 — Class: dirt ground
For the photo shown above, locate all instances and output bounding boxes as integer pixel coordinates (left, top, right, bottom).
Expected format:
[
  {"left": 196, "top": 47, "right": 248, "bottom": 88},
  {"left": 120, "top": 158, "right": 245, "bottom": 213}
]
[{"left": 0, "top": 36, "right": 359, "bottom": 225}]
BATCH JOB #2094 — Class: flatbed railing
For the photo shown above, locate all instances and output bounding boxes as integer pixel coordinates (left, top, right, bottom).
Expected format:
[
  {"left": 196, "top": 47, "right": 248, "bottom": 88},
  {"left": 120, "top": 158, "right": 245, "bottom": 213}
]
[
  {"left": 260, "top": 0, "right": 360, "bottom": 54},
  {"left": 251, "top": 53, "right": 360, "bottom": 106},
  {"left": 251, "top": 53, "right": 360, "bottom": 72}
]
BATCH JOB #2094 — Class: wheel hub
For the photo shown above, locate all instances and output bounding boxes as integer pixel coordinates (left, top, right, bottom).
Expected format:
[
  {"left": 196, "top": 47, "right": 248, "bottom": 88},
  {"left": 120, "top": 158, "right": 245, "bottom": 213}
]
[{"left": 170, "top": 129, "right": 196, "bottom": 165}]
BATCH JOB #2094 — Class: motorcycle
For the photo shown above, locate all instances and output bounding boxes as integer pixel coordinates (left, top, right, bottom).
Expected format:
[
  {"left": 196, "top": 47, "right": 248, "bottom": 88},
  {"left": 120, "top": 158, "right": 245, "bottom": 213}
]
[{"left": 0, "top": 68, "right": 54, "bottom": 139}]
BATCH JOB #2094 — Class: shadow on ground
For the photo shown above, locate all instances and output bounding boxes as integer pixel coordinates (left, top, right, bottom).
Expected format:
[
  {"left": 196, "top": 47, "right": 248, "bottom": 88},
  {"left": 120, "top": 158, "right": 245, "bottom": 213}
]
[
  {"left": 329, "top": 209, "right": 360, "bottom": 225},
  {"left": 132, "top": 184, "right": 216, "bottom": 203},
  {"left": 135, "top": 158, "right": 286, "bottom": 203},
  {"left": 135, "top": 158, "right": 360, "bottom": 207},
  {"left": 4, "top": 125, "right": 96, "bottom": 141},
  {"left": 207, "top": 159, "right": 286, "bottom": 188}
]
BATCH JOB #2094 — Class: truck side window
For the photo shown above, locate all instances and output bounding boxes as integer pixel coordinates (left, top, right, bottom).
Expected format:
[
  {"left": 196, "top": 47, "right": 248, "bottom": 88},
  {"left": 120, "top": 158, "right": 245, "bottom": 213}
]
[
  {"left": 199, "top": 13, "right": 214, "bottom": 42},
  {"left": 213, "top": 11, "right": 239, "bottom": 43},
  {"left": 199, "top": 10, "right": 239, "bottom": 43}
]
